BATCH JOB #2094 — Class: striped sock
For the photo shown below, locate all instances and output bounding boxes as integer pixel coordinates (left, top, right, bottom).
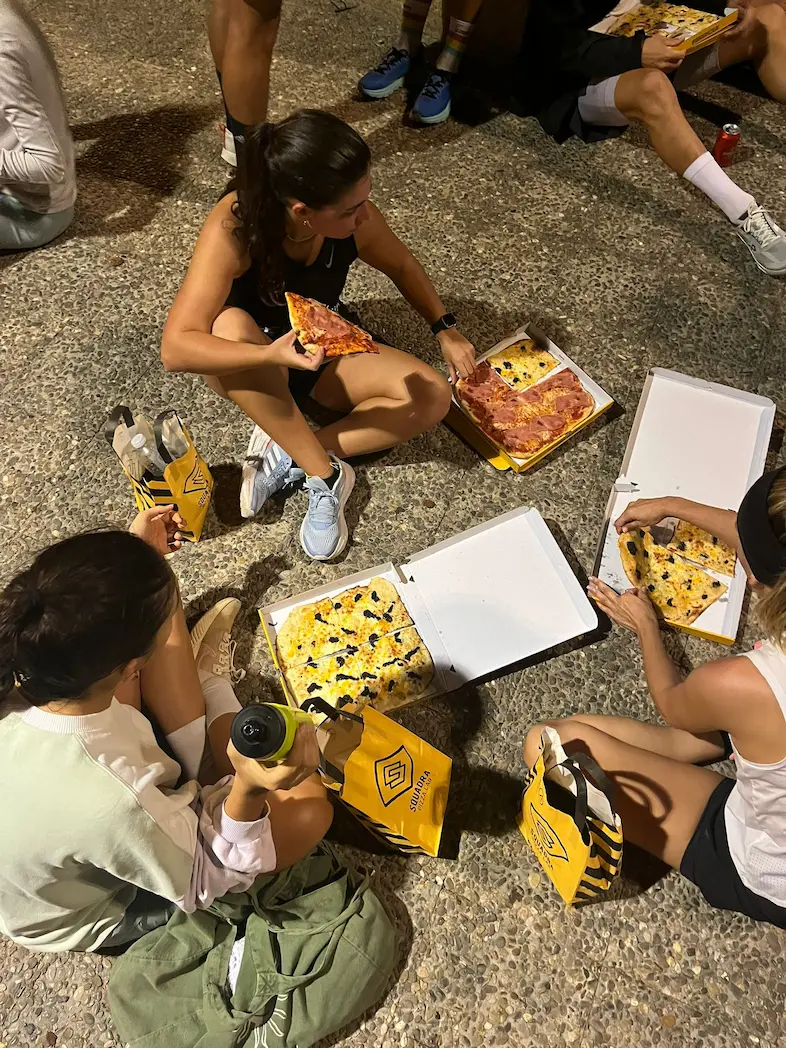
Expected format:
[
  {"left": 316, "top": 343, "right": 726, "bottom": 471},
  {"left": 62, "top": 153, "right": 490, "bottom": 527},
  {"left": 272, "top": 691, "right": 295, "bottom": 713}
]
[
  {"left": 397, "top": 0, "right": 432, "bottom": 53},
  {"left": 436, "top": 16, "right": 474, "bottom": 72}
]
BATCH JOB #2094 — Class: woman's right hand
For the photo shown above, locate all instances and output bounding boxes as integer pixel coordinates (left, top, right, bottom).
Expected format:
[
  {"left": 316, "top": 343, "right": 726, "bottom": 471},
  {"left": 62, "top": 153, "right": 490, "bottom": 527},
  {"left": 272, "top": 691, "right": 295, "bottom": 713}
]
[
  {"left": 615, "top": 497, "right": 679, "bottom": 534},
  {"left": 641, "top": 34, "right": 685, "bottom": 71},
  {"left": 227, "top": 722, "right": 321, "bottom": 794},
  {"left": 268, "top": 329, "right": 326, "bottom": 372}
]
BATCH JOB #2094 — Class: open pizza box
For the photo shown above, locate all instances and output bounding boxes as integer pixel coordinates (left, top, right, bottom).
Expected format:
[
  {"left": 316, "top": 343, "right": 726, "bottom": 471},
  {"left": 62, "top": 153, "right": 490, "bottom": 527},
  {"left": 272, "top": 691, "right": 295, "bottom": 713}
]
[
  {"left": 591, "top": 0, "right": 738, "bottom": 56},
  {"left": 261, "top": 506, "right": 598, "bottom": 708},
  {"left": 446, "top": 323, "right": 614, "bottom": 474},
  {"left": 594, "top": 369, "right": 774, "bottom": 645}
]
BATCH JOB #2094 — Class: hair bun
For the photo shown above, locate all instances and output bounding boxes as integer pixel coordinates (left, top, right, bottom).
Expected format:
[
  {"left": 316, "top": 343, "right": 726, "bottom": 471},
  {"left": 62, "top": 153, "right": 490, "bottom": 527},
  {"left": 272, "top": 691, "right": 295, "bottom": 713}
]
[{"left": 17, "top": 582, "right": 45, "bottom": 624}]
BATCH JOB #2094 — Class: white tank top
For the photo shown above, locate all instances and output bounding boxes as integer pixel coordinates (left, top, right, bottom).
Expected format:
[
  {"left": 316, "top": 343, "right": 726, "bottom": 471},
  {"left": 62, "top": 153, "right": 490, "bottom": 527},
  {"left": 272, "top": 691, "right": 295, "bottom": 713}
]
[{"left": 725, "top": 640, "right": 786, "bottom": 906}]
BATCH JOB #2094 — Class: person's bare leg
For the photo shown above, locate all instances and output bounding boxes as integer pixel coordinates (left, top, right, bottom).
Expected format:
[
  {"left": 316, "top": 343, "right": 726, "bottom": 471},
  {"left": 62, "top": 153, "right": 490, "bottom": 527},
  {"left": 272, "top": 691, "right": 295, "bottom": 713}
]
[
  {"left": 210, "top": 308, "right": 332, "bottom": 478},
  {"left": 613, "top": 68, "right": 706, "bottom": 173},
  {"left": 523, "top": 717, "right": 725, "bottom": 869},
  {"left": 211, "top": 0, "right": 282, "bottom": 127},
  {"left": 559, "top": 713, "right": 727, "bottom": 764},
  {"left": 267, "top": 774, "right": 334, "bottom": 870},
  {"left": 716, "top": 2, "right": 786, "bottom": 100},
  {"left": 308, "top": 343, "right": 452, "bottom": 457}
]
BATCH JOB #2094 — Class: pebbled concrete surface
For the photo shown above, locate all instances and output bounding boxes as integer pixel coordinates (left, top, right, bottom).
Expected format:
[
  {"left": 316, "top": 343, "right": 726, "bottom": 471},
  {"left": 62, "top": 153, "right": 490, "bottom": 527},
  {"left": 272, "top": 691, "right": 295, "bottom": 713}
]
[{"left": 1, "top": 0, "right": 786, "bottom": 1045}]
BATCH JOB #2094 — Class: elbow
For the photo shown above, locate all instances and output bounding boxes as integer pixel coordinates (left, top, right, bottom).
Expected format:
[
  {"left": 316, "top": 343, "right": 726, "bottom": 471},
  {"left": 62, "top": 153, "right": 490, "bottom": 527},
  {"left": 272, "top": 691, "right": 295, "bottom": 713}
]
[{"left": 160, "top": 338, "right": 184, "bottom": 373}]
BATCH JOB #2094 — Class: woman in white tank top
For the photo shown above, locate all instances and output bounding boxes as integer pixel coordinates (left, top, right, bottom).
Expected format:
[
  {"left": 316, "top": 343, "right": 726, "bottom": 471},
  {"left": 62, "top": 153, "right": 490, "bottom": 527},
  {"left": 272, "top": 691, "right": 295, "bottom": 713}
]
[{"left": 524, "top": 467, "right": 786, "bottom": 926}]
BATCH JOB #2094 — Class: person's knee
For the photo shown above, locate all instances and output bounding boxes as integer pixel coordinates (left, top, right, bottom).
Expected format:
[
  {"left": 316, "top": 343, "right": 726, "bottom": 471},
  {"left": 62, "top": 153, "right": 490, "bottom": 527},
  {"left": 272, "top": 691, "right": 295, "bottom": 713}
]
[
  {"left": 523, "top": 719, "right": 563, "bottom": 765},
  {"left": 628, "top": 69, "right": 679, "bottom": 122},
  {"left": 410, "top": 368, "right": 452, "bottom": 430},
  {"left": 755, "top": 2, "right": 786, "bottom": 32}
]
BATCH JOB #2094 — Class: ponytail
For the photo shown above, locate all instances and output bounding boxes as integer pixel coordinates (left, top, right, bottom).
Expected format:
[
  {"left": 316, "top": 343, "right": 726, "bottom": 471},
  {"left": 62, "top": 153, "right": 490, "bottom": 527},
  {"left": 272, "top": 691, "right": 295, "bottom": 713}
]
[
  {"left": 0, "top": 530, "right": 177, "bottom": 706},
  {"left": 230, "top": 109, "right": 371, "bottom": 306}
]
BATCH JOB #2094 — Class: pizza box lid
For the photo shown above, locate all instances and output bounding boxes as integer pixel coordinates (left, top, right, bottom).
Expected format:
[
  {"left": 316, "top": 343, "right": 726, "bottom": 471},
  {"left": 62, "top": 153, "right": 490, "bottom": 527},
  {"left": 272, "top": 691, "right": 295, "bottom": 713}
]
[
  {"left": 449, "top": 322, "right": 614, "bottom": 472},
  {"left": 260, "top": 506, "right": 597, "bottom": 701},
  {"left": 594, "top": 368, "right": 775, "bottom": 644}
]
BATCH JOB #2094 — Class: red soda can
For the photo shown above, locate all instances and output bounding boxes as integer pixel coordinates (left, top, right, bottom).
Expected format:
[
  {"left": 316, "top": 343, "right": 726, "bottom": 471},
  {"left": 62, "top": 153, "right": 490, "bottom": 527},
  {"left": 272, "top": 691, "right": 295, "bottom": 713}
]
[{"left": 712, "top": 123, "right": 741, "bottom": 168}]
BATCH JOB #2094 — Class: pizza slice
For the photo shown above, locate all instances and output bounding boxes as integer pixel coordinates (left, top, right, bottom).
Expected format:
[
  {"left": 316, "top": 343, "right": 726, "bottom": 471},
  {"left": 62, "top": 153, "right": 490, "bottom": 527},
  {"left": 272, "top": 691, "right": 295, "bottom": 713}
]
[
  {"left": 285, "top": 291, "right": 378, "bottom": 359},
  {"left": 618, "top": 529, "right": 727, "bottom": 626},
  {"left": 275, "top": 596, "right": 345, "bottom": 670},
  {"left": 486, "top": 338, "right": 559, "bottom": 391},
  {"left": 664, "top": 521, "right": 737, "bottom": 577}
]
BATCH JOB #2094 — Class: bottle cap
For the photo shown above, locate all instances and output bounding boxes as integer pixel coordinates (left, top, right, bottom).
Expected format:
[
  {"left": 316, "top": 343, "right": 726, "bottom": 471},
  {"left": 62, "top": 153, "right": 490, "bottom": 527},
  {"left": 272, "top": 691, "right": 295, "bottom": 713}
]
[{"left": 130, "top": 434, "right": 145, "bottom": 449}]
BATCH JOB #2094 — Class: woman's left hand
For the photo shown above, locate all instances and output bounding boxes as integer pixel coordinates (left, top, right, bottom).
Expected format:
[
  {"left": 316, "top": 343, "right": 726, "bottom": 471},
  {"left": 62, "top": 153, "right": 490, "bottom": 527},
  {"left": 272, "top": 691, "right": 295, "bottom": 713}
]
[
  {"left": 587, "top": 576, "right": 659, "bottom": 635},
  {"left": 130, "top": 505, "right": 186, "bottom": 556},
  {"left": 438, "top": 329, "right": 476, "bottom": 382}
]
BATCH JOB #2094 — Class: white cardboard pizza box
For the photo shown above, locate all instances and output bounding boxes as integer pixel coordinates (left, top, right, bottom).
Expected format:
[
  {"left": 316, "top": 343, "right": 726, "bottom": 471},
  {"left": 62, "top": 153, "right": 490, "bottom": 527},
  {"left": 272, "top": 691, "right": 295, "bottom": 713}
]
[
  {"left": 447, "top": 322, "right": 614, "bottom": 473},
  {"left": 261, "top": 506, "right": 598, "bottom": 705},
  {"left": 594, "top": 368, "right": 775, "bottom": 645}
]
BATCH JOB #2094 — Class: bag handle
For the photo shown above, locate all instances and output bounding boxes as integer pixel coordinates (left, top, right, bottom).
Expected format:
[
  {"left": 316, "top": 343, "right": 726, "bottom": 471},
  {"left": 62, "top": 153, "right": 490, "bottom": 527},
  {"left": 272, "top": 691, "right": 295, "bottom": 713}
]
[
  {"left": 103, "top": 405, "right": 135, "bottom": 447},
  {"left": 153, "top": 409, "right": 179, "bottom": 464},
  {"left": 557, "top": 757, "right": 590, "bottom": 838},
  {"left": 300, "top": 697, "right": 364, "bottom": 785},
  {"left": 568, "top": 751, "right": 617, "bottom": 813}
]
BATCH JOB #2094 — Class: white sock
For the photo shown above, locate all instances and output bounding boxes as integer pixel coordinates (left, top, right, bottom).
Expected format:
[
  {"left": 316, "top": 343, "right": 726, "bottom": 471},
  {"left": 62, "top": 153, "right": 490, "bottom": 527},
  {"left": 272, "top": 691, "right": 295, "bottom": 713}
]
[
  {"left": 683, "top": 152, "right": 755, "bottom": 223},
  {"left": 166, "top": 716, "right": 206, "bottom": 781},
  {"left": 198, "top": 668, "right": 241, "bottom": 729}
]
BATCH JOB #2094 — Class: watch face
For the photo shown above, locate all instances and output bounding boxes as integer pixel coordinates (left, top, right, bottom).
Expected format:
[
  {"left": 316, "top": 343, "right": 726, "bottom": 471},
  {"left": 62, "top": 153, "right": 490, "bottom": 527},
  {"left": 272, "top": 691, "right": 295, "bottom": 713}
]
[{"left": 443, "top": 312, "right": 457, "bottom": 327}]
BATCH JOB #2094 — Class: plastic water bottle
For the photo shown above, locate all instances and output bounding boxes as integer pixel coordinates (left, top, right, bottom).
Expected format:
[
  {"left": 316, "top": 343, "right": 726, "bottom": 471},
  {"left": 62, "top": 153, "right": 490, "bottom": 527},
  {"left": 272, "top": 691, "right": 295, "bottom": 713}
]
[{"left": 128, "top": 432, "right": 167, "bottom": 478}]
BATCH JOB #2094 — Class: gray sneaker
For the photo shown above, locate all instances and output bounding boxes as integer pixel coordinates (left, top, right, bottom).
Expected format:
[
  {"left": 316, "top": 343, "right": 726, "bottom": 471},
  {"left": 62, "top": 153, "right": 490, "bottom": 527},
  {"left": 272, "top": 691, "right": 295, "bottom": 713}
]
[
  {"left": 240, "top": 424, "right": 305, "bottom": 519},
  {"left": 300, "top": 457, "right": 356, "bottom": 561},
  {"left": 734, "top": 204, "right": 786, "bottom": 277}
]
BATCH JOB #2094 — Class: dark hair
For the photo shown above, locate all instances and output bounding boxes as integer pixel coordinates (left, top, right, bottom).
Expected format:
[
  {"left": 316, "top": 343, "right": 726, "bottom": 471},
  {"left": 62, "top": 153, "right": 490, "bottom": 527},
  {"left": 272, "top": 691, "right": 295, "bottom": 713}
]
[
  {"left": 231, "top": 109, "right": 371, "bottom": 305},
  {"left": 0, "top": 530, "right": 177, "bottom": 705}
]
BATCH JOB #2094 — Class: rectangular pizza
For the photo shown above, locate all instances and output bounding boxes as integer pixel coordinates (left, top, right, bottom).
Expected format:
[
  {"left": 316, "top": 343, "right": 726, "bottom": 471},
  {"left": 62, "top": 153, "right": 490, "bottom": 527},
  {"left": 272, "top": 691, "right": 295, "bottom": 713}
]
[{"left": 603, "top": 1, "right": 738, "bottom": 52}]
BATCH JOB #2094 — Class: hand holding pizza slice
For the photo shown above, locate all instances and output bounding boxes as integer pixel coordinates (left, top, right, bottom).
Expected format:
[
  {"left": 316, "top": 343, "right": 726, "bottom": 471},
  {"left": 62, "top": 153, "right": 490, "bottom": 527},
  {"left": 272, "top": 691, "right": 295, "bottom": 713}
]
[{"left": 285, "top": 292, "right": 379, "bottom": 360}]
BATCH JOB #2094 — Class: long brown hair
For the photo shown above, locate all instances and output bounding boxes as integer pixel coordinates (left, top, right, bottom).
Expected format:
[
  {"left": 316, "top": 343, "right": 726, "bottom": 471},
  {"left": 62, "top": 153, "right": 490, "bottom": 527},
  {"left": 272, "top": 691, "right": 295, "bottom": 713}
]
[
  {"left": 757, "top": 473, "right": 786, "bottom": 645},
  {"left": 231, "top": 109, "right": 371, "bottom": 306}
]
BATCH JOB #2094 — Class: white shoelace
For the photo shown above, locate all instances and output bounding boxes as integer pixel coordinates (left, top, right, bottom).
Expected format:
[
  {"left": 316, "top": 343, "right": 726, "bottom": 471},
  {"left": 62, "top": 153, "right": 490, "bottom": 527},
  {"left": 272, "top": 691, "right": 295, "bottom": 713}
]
[
  {"left": 215, "top": 636, "right": 246, "bottom": 683},
  {"left": 742, "top": 207, "right": 783, "bottom": 249}
]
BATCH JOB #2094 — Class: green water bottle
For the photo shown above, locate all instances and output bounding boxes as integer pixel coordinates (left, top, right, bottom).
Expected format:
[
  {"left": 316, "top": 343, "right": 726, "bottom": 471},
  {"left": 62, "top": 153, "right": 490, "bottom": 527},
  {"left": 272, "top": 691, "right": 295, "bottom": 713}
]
[{"left": 230, "top": 703, "right": 314, "bottom": 763}]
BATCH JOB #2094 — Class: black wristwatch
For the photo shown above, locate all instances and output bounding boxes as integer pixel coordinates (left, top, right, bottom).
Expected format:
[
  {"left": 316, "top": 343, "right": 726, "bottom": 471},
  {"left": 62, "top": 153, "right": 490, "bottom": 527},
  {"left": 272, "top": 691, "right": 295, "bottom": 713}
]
[{"left": 431, "top": 312, "right": 457, "bottom": 336}]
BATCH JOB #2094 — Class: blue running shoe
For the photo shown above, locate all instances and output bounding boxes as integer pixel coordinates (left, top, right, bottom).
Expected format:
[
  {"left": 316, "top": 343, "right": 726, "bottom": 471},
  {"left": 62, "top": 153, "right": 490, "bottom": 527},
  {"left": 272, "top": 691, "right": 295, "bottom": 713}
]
[
  {"left": 359, "top": 47, "right": 410, "bottom": 100},
  {"left": 300, "top": 457, "right": 356, "bottom": 561},
  {"left": 412, "top": 68, "right": 452, "bottom": 125},
  {"left": 240, "top": 424, "right": 305, "bottom": 519}
]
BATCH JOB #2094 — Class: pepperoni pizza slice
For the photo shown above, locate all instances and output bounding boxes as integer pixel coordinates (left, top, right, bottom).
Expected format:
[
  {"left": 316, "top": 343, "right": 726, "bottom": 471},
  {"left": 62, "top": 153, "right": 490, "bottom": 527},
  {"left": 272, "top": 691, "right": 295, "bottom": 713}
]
[{"left": 285, "top": 292, "right": 378, "bottom": 359}]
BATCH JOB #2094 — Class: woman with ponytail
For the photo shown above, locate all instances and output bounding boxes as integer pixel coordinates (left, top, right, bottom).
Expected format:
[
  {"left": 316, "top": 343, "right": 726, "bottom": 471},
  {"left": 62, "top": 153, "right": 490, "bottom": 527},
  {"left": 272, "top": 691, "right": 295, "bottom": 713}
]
[
  {"left": 524, "top": 468, "right": 786, "bottom": 927},
  {"left": 162, "top": 108, "right": 475, "bottom": 562},
  {"left": 0, "top": 506, "right": 330, "bottom": 952}
]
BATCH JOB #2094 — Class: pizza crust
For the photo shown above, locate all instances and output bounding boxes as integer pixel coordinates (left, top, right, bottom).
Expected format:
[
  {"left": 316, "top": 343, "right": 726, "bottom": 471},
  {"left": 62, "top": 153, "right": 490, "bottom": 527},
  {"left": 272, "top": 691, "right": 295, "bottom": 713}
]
[{"left": 664, "top": 520, "right": 737, "bottom": 577}]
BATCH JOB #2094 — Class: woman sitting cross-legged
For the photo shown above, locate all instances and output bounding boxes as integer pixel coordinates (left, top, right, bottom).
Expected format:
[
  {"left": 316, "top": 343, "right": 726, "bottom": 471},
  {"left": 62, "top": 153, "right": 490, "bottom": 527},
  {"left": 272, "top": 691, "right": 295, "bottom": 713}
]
[
  {"left": 161, "top": 108, "right": 475, "bottom": 562},
  {"left": 524, "top": 469, "right": 786, "bottom": 927},
  {"left": 0, "top": 507, "right": 332, "bottom": 953}
]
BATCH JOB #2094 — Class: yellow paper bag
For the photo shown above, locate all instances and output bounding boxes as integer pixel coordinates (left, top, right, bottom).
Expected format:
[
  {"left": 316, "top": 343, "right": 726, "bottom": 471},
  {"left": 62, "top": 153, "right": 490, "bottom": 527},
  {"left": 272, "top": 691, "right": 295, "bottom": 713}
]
[
  {"left": 518, "top": 726, "right": 622, "bottom": 904},
  {"left": 308, "top": 699, "right": 451, "bottom": 856},
  {"left": 105, "top": 406, "right": 213, "bottom": 542}
]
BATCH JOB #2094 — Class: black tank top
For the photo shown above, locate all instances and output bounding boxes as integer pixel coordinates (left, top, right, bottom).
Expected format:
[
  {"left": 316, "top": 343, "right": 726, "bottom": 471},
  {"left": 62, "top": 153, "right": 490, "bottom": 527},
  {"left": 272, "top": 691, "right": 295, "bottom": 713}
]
[{"left": 227, "top": 235, "right": 359, "bottom": 336}]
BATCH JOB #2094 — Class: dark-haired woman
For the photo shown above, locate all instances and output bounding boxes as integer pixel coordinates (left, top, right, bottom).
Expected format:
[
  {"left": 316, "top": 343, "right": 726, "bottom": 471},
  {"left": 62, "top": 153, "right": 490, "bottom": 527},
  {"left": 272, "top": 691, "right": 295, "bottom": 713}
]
[
  {"left": 524, "top": 469, "right": 786, "bottom": 927},
  {"left": 0, "top": 506, "right": 331, "bottom": 952},
  {"left": 161, "top": 108, "right": 475, "bottom": 562}
]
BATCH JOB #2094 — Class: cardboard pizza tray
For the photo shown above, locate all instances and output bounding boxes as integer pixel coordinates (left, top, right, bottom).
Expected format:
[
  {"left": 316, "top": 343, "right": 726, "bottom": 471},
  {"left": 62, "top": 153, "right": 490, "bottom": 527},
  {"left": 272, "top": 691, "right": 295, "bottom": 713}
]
[
  {"left": 591, "top": 0, "right": 738, "bottom": 55},
  {"left": 446, "top": 323, "right": 614, "bottom": 474},
  {"left": 260, "top": 506, "right": 598, "bottom": 708},
  {"left": 593, "top": 369, "right": 774, "bottom": 645}
]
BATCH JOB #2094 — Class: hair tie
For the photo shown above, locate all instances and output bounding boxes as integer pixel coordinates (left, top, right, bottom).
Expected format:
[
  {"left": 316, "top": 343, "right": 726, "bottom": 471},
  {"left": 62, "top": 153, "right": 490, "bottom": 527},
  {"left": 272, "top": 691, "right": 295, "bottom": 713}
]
[{"left": 737, "top": 467, "right": 786, "bottom": 585}]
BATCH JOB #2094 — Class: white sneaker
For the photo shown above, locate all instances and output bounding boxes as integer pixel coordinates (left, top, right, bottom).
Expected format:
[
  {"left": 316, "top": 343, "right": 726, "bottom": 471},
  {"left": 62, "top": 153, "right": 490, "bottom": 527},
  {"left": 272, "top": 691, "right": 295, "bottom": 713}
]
[
  {"left": 734, "top": 203, "right": 786, "bottom": 277},
  {"left": 299, "top": 456, "right": 356, "bottom": 561},
  {"left": 240, "top": 424, "right": 305, "bottom": 519},
  {"left": 220, "top": 123, "right": 237, "bottom": 167},
  {"left": 190, "top": 598, "right": 246, "bottom": 682}
]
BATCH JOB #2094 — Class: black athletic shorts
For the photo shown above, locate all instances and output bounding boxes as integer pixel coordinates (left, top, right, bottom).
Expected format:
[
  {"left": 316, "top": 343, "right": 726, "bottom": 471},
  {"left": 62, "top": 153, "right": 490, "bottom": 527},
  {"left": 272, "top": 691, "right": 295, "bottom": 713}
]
[{"left": 680, "top": 777, "right": 786, "bottom": 928}]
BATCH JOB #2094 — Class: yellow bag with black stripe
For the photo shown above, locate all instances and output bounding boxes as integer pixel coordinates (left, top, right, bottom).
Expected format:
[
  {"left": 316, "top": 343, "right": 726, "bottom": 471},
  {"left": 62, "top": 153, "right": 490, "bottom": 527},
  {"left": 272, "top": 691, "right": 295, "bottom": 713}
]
[
  {"left": 302, "top": 697, "right": 451, "bottom": 857},
  {"left": 518, "top": 726, "right": 622, "bottom": 904},
  {"left": 105, "top": 406, "right": 213, "bottom": 542}
]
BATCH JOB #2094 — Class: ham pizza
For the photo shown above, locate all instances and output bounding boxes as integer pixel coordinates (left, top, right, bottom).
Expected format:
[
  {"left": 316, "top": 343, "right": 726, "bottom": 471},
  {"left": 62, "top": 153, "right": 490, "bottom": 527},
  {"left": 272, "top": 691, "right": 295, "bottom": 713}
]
[{"left": 285, "top": 292, "right": 378, "bottom": 359}]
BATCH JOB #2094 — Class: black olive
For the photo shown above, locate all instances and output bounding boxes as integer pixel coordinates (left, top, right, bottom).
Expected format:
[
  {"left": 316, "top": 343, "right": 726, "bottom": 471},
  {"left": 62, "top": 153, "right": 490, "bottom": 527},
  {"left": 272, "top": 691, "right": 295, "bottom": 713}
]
[
  {"left": 512, "top": 377, "right": 520, "bottom": 384},
  {"left": 336, "top": 656, "right": 345, "bottom": 667},
  {"left": 685, "top": 581, "right": 691, "bottom": 590},
  {"left": 712, "top": 535, "right": 718, "bottom": 544},
  {"left": 314, "top": 613, "right": 326, "bottom": 623},
  {"left": 371, "top": 590, "right": 380, "bottom": 602},
  {"left": 336, "top": 673, "right": 359, "bottom": 681},
  {"left": 700, "top": 553, "right": 708, "bottom": 559},
  {"left": 666, "top": 598, "right": 674, "bottom": 607},
  {"left": 626, "top": 541, "right": 637, "bottom": 555},
  {"left": 648, "top": 584, "right": 655, "bottom": 592},
  {"left": 297, "top": 644, "right": 302, "bottom": 650},
  {"left": 677, "top": 541, "right": 686, "bottom": 551},
  {"left": 405, "top": 647, "right": 421, "bottom": 660},
  {"left": 639, "top": 529, "right": 645, "bottom": 537},
  {"left": 360, "top": 687, "right": 373, "bottom": 699},
  {"left": 539, "top": 361, "right": 546, "bottom": 367},
  {"left": 369, "top": 633, "right": 379, "bottom": 645},
  {"left": 354, "top": 593, "right": 362, "bottom": 602},
  {"left": 383, "top": 614, "right": 393, "bottom": 623},
  {"left": 363, "top": 609, "right": 380, "bottom": 620},
  {"left": 341, "top": 627, "right": 355, "bottom": 635},
  {"left": 328, "top": 636, "right": 339, "bottom": 644},
  {"left": 667, "top": 555, "right": 675, "bottom": 563},
  {"left": 661, "top": 572, "right": 669, "bottom": 580},
  {"left": 503, "top": 361, "right": 512, "bottom": 369},
  {"left": 712, "top": 581, "right": 721, "bottom": 588},
  {"left": 387, "top": 681, "right": 395, "bottom": 692},
  {"left": 306, "top": 683, "right": 322, "bottom": 693},
  {"left": 334, "top": 602, "right": 342, "bottom": 610},
  {"left": 346, "top": 645, "right": 358, "bottom": 654},
  {"left": 361, "top": 671, "right": 377, "bottom": 680},
  {"left": 701, "top": 593, "right": 708, "bottom": 600}
]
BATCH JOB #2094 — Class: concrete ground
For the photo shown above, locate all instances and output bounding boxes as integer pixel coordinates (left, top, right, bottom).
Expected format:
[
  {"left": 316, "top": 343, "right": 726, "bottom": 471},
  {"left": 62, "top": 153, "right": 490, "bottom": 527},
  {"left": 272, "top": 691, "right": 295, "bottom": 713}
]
[{"left": 2, "top": 0, "right": 786, "bottom": 1045}]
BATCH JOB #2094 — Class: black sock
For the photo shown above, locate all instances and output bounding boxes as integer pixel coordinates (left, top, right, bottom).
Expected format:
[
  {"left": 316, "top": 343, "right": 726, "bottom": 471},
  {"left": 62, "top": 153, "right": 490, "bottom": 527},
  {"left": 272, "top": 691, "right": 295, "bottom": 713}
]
[{"left": 324, "top": 464, "right": 341, "bottom": 490}]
